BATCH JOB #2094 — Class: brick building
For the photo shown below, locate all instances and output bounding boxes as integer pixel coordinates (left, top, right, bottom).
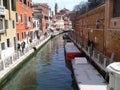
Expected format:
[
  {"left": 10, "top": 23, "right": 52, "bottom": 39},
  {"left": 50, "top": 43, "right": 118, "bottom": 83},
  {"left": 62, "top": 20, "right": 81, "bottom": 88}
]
[
  {"left": 73, "top": 0, "right": 120, "bottom": 61},
  {"left": 38, "top": 3, "right": 49, "bottom": 33},
  {"left": 16, "top": 0, "right": 33, "bottom": 46}
]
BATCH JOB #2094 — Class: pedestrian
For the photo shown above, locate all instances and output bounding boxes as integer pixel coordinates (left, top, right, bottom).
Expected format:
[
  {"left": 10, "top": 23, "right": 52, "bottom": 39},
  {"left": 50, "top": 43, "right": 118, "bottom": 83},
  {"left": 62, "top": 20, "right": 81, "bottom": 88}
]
[
  {"left": 29, "top": 38, "right": 32, "bottom": 43},
  {"left": 44, "top": 32, "right": 47, "bottom": 37},
  {"left": 21, "top": 41, "right": 26, "bottom": 52},
  {"left": 90, "top": 40, "right": 94, "bottom": 50},
  {"left": 87, "top": 40, "right": 91, "bottom": 47},
  {"left": 17, "top": 43, "right": 21, "bottom": 51}
]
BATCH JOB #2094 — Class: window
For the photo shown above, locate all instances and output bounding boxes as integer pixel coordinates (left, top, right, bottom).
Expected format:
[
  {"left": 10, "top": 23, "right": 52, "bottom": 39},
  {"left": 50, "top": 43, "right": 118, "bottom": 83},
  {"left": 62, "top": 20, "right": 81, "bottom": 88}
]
[
  {"left": 28, "top": 1, "right": 29, "bottom": 7},
  {"left": 1, "top": 42, "right": 5, "bottom": 50},
  {"left": 24, "top": 14, "right": 27, "bottom": 26},
  {"left": 113, "top": 0, "right": 120, "bottom": 17},
  {"left": 5, "top": 20, "right": 8, "bottom": 29},
  {"left": 20, "top": 14, "right": 23, "bottom": 22},
  {"left": 0, "top": 19, "right": 3, "bottom": 30},
  {"left": 24, "top": 0, "right": 27, "bottom": 5},
  {"left": 3, "top": 0, "right": 9, "bottom": 9},
  {"left": 7, "top": 39, "right": 10, "bottom": 47},
  {"left": 29, "top": 17, "right": 31, "bottom": 22},
  {"left": 0, "top": 0, "right": 1, "bottom": 5},
  {"left": 24, "top": 32, "right": 26, "bottom": 38},
  {"left": 22, "top": 32, "right": 26, "bottom": 39},
  {"left": 30, "top": 2, "right": 32, "bottom": 8},
  {"left": 17, "top": 33, "right": 20, "bottom": 41},
  {"left": 16, "top": 13, "right": 18, "bottom": 23},
  {"left": 11, "top": 0, "right": 16, "bottom": 11},
  {"left": 22, "top": 32, "right": 24, "bottom": 39},
  {"left": 12, "top": 20, "right": 15, "bottom": 28}
]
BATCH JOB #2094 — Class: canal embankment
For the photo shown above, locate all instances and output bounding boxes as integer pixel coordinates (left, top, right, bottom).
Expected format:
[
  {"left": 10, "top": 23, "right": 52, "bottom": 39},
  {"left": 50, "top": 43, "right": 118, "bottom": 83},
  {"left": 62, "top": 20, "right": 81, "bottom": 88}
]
[
  {"left": 1, "top": 33, "right": 74, "bottom": 90},
  {"left": 0, "top": 35, "right": 51, "bottom": 88},
  {"left": 68, "top": 33, "right": 110, "bottom": 82}
]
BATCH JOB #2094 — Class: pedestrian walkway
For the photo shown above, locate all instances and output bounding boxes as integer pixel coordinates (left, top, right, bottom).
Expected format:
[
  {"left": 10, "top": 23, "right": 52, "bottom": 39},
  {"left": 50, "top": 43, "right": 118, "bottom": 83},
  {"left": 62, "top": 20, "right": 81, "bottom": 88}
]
[
  {"left": 0, "top": 35, "right": 51, "bottom": 80},
  {"left": 68, "top": 32, "right": 114, "bottom": 74}
]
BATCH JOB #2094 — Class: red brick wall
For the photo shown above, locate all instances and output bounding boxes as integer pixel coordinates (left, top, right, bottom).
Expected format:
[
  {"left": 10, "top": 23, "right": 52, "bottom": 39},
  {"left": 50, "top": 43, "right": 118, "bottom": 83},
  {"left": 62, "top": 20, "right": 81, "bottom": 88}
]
[
  {"left": 105, "top": 30, "right": 120, "bottom": 61},
  {"left": 73, "top": 5, "right": 105, "bottom": 50},
  {"left": 73, "top": 1, "right": 120, "bottom": 61}
]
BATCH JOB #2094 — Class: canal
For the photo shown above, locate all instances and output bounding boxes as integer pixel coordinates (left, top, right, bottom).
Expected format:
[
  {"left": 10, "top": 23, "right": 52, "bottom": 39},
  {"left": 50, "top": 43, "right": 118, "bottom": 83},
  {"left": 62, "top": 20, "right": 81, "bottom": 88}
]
[{"left": 2, "top": 35, "right": 74, "bottom": 90}]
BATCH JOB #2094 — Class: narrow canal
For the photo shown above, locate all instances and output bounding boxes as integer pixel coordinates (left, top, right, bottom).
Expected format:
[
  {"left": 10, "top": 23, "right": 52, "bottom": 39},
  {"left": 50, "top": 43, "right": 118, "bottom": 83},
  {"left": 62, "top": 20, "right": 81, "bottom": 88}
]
[{"left": 2, "top": 35, "right": 74, "bottom": 90}]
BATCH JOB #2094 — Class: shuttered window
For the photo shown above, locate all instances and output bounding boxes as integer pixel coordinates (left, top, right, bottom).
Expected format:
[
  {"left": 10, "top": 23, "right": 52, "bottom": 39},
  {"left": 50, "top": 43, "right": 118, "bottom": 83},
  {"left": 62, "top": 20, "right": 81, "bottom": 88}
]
[
  {"left": 16, "top": 13, "right": 18, "bottom": 23},
  {"left": 113, "top": 0, "right": 120, "bottom": 17},
  {"left": 11, "top": 0, "right": 16, "bottom": 11},
  {"left": 0, "top": 19, "right": 3, "bottom": 30},
  {"left": 1, "top": 42, "right": 5, "bottom": 50},
  {"left": 7, "top": 39, "right": 10, "bottom": 47},
  {"left": 3, "top": 0, "right": 9, "bottom": 9},
  {"left": 5, "top": 20, "right": 8, "bottom": 29}
]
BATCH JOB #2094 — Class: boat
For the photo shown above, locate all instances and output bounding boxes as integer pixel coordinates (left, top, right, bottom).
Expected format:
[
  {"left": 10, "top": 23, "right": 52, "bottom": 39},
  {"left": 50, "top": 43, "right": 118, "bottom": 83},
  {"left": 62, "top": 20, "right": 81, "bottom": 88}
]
[
  {"left": 72, "top": 57, "right": 107, "bottom": 90},
  {"left": 65, "top": 42, "right": 82, "bottom": 61}
]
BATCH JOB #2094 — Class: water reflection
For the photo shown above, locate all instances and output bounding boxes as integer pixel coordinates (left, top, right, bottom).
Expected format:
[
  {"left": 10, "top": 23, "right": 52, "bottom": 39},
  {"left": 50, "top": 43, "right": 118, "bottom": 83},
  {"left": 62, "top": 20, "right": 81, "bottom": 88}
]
[{"left": 2, "top": 35, "right": 73, "bottom": 90}]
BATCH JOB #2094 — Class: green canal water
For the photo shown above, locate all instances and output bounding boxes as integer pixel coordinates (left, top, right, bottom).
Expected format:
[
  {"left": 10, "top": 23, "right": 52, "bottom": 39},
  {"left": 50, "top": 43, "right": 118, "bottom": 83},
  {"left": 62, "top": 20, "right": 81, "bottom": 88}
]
[{"left": 2, "top": 35, "right": 74, "bottom": 90}]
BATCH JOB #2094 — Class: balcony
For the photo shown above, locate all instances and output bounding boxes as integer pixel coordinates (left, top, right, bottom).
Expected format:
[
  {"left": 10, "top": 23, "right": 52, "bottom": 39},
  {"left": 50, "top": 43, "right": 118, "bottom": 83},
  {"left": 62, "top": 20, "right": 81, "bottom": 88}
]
[
  {"left": 0, "top": 6, "right": 5, "bottom": 16},
  {"left": 0, "top": 30, "right": 5, "bottom": 34}
]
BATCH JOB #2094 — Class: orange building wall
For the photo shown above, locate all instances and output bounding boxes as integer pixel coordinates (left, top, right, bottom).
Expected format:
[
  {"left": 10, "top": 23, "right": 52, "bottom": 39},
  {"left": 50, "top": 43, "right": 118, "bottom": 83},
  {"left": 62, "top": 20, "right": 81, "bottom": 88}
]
[
  {"left": 42, "top": 13, "right": 48, "bottom": 32},
  {"left": 39, "top": 4, "right": 49, "bottom": 32},
  {"left": 16, "top": 0, "right": 33, "bottom": 41}
]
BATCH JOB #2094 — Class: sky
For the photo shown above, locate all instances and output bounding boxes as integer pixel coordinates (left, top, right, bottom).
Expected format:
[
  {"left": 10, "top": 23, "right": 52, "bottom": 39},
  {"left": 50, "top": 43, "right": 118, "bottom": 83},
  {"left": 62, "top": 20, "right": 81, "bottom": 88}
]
[{"left": 33, "top": 0, "right": 87, "bottom": 11}]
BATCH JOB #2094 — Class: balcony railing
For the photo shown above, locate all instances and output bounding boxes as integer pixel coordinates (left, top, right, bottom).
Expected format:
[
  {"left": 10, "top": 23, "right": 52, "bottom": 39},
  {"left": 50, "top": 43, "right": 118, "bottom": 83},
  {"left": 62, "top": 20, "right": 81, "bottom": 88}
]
[{"left": 0, "top": 30, "right": 5, "bottom": 34}]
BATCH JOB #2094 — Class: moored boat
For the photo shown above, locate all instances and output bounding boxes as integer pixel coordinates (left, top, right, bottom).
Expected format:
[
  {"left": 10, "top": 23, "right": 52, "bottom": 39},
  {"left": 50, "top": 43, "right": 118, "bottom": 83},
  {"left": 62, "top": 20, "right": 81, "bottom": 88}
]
[
  {"left": 65, "top": 42, "right": 82, "bottom": 61},
  {"left": 72, "top": 57, "right": 107, "bottom": 90}
]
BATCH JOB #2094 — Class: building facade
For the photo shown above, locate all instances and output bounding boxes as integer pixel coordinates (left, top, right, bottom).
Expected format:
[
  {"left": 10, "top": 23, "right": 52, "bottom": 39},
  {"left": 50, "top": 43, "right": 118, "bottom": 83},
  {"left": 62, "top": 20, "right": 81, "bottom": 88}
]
[
  {"left": 73, "top": 0, "right": 120, "bottom": 61},
  {"left": 47, "top": 8, "right": 53, "bottom": 31},
  {"left": 0, "top": 0, "right": 16, "bottom": 59},
  {"left": 55, "top": 7, "right": 73, "bottom": 31},
  {"left": 55, "top": 15, "right": 64, "bottom": 30},
  {"left": 16, "top": 0, "right": 33, "bottom": 47},
  {"left": 33, "top": 3, "right": 49, "bottom": 33},
  {"left": 40, "top": 3, "right": 49, "bottom": 33}
]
